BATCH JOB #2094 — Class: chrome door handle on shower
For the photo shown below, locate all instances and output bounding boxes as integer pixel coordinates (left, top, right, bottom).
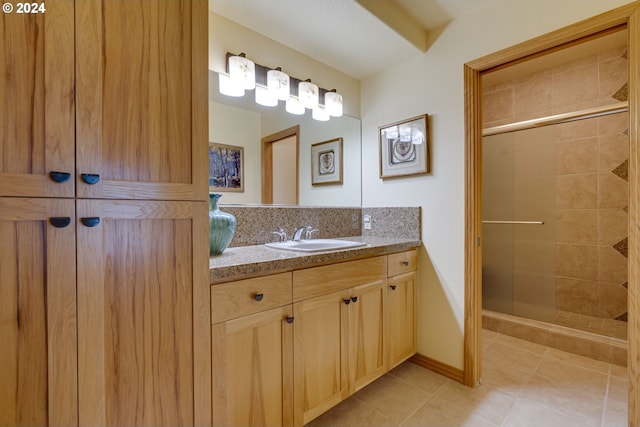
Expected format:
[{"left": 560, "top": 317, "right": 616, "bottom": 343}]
[{"left": 482, "top": 220, "right": 544, "bottom": 225}]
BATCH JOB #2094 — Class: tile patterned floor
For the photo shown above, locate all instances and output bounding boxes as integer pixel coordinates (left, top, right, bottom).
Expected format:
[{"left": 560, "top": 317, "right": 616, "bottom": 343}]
[{"left": 306, "top": 330, "right": 628, "bottom": 427}]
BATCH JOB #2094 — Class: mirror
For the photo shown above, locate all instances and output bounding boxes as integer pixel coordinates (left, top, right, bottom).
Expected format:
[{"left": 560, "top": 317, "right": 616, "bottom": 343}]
[{"left": 209, "top": 71, "right": 362, "bottom": 207}]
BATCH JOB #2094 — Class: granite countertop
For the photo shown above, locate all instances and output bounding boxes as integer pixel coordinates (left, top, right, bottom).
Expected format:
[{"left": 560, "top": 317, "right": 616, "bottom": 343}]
[{"left": 209, "top": 236, "right": 421, "bottom": 284}]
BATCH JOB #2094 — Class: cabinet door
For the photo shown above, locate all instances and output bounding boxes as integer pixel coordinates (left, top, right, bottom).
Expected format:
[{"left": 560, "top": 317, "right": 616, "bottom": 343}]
[
  {"left": 293, "top": 290, "right": 349, "bottom": 426},
  {"left": 349, "top": 279, "right": 387, "bottom": 394},
  {"left": 76, "top": 199, "right": 210, "bottom": 426},
  {"left": 0, "top": 1, "right": 75, "bottom": 198},
  {"left": 0, "top": 198, "right": 77, "bottom": 426},
  {"left": 75, "top": 0, "right": 208, "bottom": 201},
  {"left": 387, "top": 272, "right": 417, "bottom": 368},
  {"left": 212, "top": 306, "right": 294, "bottom": 427}
]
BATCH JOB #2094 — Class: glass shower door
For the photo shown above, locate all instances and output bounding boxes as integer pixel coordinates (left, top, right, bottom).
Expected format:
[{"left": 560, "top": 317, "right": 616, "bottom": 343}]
[{"left": 482, "top": 126, "right": 557, "bottom": 323}]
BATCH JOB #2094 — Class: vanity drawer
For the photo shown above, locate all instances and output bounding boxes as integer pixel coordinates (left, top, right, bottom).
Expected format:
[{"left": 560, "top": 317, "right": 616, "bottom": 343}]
[
  {"left": 388, "top": 250, "right": 418, "bottom": 277},
  {"left": 293, "top": 256, "right": 387, "bottom": 301},
  {"left": 211, "top": 272, "right": 292, "bottom": 323}
]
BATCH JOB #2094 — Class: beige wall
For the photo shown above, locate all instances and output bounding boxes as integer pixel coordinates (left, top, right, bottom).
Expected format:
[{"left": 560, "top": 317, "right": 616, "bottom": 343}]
[{"left": 360, "top": 0, "right": 635, "bottom": 370}]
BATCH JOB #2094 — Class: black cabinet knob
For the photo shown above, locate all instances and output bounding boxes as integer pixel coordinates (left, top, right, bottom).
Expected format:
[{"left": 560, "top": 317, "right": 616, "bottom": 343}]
[
  {"left": 81, "top": 173, "right": 100, "bottom": 185},
  {"left": 80, "top": 217, "right": 100, "bottom": 227},
  {"left": 402, "top": 261, "right": 409, "bottom": 266},
  {"left": 49, "top": 171, "right": 71, "bottom": 183},
  {"left": 390, "top": 285, "right": 397, "bottom": 291},
  {"left": 286, "top": 317, "right": 294, "bottom": 324},
  {"left": 351, "top": 296, "right": 358, "bottom": 303},
  {"left": 343, "top": 299, "right": 351, "bottom": 305},
  {"left": 254, "top": 293, "right": 264, "bottom": 302},
  {"left": 50, "top": 217, "right": 71, "bottom": 228}
]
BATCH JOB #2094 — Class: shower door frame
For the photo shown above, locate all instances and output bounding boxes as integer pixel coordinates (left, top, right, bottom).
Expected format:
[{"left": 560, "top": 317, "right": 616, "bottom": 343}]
[{"left": 463, "top": 2, "right": 640, "bottom": 424}]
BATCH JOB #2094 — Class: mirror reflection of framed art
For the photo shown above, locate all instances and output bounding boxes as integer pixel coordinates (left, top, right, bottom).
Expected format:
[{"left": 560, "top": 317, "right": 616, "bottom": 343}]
[
  {"left": 311, "top": 137, "right": 343, "bottom": 185},
  {"left": 209, "top": 142, "right": 244, "bottom": 192},
  {"left": 379, "top": 114, "right": 430, "bottom": 179}
]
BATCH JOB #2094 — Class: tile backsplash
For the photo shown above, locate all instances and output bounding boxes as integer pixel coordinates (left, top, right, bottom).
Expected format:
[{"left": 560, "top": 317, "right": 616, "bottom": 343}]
[{"left": 220, "top": 205, "right": 421, "bottom": 247}]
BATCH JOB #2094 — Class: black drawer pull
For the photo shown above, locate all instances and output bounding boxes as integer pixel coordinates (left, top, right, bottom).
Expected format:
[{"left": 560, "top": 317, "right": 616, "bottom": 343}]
[
  {"left": 390, "top": 285, "right": 397, "bottom": 291},
  {"left": 254, "top": 293, "right": 264, "bottom": 302},
  {"left": 402, "top": 261, "right": 409, "bottom": 266},
  {"left": 81, "top": 173, "right": 100, "bottom": 185},
  {"left": 286, "top": 317, "right": 294, "bottom": 324},
  {"left": 50, "top": 217, "right": 71, "bottom": 228},
  {"left": 80, "top": 217, "right": 100, "bottom": 227},
  {"left": 49, "top": 171, "right": 71, "bottom": 183},
  {"left": 351, "top": 296, "right": 358, "bottom": 303},
  {"left": 343, "top": 299, "right": 351, "bottom": 305}
]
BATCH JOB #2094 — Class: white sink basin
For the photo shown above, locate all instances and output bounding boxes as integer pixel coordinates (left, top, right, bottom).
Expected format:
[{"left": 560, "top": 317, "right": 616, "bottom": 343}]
[{"left": 265, "top": 239, "right": 367, "bottom": 252}]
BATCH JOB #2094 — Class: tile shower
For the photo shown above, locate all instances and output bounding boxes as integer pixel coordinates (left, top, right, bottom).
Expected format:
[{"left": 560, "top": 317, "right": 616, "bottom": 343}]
[{"left": 481, "top": 39, "right": 629, "bottom": 360}]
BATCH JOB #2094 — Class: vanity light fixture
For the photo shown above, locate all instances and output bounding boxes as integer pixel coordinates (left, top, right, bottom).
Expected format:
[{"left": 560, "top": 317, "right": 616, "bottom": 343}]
[{"left": 220, "top": 52, "right": 343, "bottom": 121}]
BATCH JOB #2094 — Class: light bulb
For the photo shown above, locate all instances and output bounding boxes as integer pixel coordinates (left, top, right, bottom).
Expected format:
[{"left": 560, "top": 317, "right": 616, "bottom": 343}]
[
  {"left": 285, "top": 96, "right": 305, "bottom": 115},
  {"left": 218, "top": 73, "right": 244, "bottom": 97},
  {"left": 228, "top": 55, "right": 255, "bottom": 90},
  {"left": 267, "top": 69, "right": 290, "bottom": 101},
  {"left": 255, "top": 85, "right": 278, "bottom": 107},
  {"left": 324, "top": 91, "right": 343, "bottom": 117},
  {"left": 312, "top": 104, "right": 330, "bottom": 121},
  {"left": 298, "top": 80, "right": 319, "bottom": 109}
]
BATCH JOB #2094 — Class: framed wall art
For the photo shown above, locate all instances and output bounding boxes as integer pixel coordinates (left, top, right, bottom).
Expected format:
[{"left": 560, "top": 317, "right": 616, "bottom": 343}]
[
  {"left": 311, "top": 137, "right": 343, "bottom": 185},
  {"left": 209, "top": 142, "right": 244, "bottom": 192},
  {"left": 379, "top": 114, "right": 430, "bottom": 179}
]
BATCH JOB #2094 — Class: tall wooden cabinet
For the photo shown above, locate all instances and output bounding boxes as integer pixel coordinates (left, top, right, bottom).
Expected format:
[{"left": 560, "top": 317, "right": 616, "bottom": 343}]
[{"left": 0, "top": 1, "right": 209, "bottom": 426}]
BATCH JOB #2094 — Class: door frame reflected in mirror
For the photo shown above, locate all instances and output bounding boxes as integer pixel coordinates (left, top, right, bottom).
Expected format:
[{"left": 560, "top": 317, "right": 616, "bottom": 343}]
[{"left": 262, "top": 125, "right": 300, "bottom": 204}]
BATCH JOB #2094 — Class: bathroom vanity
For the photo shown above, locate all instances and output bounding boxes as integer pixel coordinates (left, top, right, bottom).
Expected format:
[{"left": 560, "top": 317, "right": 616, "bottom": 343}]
[{"left": 209, "top": 237, "right": 419, "bottom": 427}]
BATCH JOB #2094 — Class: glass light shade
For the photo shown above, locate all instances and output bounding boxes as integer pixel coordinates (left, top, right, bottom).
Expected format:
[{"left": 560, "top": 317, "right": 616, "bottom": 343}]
[
  {"left": 255, "top": 85, "right": 278, "bottom": 106},
  {"left": 399, "top": 124, "right": 412, "bottom": 142},
  {"left": 298, "top": 81, "right": 319, "bottom": 109},
  {"left": 285, "top": 96, "right": 305, "bottom": 115},
  {"left": 411, "top": 128, "right": 425, "bottom": 145},
  {"left": 312, "top": 104, "right": 330, "bottom": 121},
  {"left": 324, "top": 91, "right": 343, "bottom": 117},
  {"left": 218, "top": 73, "right": 244, "bottom": 97},
  {"left": 267, "top": 69, "right": 290, "bottom": 100},
  {"left": 228, "top": 55, "right": 256, "bottom": 90}
]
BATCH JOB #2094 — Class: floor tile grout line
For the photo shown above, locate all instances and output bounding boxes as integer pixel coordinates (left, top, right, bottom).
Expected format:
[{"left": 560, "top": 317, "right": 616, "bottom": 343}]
[
  {"left": 397, "top": 379, "right": 452, "bottom": 427},
  {"left": 600, "top": 366, "right": 612, "bottom": 427},
  {"left": 351, "top": 394, "right": 400, "bottom": 427}
]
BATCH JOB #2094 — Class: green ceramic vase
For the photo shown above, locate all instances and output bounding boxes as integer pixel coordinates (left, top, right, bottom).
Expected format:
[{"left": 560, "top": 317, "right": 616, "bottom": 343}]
[{"left": 209, "top": 193, "right": 236, "bottom": 255}]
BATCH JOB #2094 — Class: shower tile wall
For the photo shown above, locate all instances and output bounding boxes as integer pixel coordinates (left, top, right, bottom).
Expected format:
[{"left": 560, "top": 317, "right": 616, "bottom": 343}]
[{"left": 483, "top": 44, "right": 629, "bottom": 336}]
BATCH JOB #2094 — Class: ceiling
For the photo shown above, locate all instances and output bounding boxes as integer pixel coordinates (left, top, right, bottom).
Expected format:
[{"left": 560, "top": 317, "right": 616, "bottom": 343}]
[{"left": 208, "top": 0, "right": 490, "bottom": 79}]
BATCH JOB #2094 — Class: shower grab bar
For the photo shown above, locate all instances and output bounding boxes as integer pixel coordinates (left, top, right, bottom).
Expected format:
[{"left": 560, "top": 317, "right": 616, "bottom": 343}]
[{"left": 482, "top": 220, "right": 544, "bottom": 225}]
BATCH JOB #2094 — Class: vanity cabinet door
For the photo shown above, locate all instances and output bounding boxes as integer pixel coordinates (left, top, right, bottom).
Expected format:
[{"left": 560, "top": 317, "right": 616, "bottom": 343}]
[
  {"left": 212, "top": 305, "right": 294, "bottom": 427},
  {"left": 348, "top": 279, "right": 388, "bottom": 394},
  {"left": 293, "top": 289, "right": 350, "bottom": 426},
  {"left": 387, "top": 271, "right": 418, "bottom": 369}
]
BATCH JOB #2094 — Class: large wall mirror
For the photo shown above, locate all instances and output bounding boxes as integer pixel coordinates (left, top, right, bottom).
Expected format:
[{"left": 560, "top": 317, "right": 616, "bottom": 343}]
[{"left": 209, "top": 71, "right": 362, "bottom": 207}]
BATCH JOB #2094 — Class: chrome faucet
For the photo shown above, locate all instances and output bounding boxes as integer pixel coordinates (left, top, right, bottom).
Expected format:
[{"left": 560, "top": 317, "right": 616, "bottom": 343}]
[
  {"left": 271, "top": 228, "right": 287, "bottom": 242},
  {"left": 292, "top": 225, "right": 317, "bottom": 241}
]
